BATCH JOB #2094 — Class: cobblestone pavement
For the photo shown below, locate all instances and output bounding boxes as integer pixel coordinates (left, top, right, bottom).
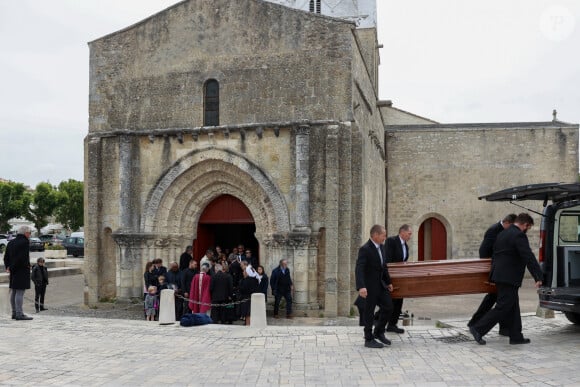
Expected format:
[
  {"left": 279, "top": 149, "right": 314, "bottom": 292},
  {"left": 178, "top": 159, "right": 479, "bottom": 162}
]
[{"left": 1, "top": 312, "right": 579, "bottom": 386}]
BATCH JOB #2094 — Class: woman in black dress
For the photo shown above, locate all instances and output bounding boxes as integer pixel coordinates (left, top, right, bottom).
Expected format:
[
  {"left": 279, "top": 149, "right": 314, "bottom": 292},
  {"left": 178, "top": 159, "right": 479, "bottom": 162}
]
[{"left": 238, "top": 266, "right": 260, "bottom": 326}]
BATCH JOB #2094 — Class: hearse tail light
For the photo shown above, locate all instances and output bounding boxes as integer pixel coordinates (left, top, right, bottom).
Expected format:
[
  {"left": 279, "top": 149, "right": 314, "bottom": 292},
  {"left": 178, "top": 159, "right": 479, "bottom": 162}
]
[{"left": 538, "top": 229, "right": 546, "bottom": 263}]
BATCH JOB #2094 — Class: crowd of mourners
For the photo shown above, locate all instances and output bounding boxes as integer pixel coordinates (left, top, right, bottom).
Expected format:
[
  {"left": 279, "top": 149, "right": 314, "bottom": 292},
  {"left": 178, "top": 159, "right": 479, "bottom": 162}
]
[{"left": 143, "top": 244, "right": 293, "bottom": 325}]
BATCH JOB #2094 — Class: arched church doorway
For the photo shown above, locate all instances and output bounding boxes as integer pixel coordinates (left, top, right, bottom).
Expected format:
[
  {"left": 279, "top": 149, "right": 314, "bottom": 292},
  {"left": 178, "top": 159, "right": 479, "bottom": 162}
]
[
  {"left": 194, "top": 194, "right": 259, "bottom": 263},
  {"left": 418, "top": 217, "right": 447, "bottom": 261}
]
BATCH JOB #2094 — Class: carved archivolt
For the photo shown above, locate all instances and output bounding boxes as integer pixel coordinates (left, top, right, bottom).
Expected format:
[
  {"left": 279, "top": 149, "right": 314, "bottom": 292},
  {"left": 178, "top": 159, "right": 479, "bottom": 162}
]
[{"left": 141, "top": 148, "right": 291, "bottom": 237}]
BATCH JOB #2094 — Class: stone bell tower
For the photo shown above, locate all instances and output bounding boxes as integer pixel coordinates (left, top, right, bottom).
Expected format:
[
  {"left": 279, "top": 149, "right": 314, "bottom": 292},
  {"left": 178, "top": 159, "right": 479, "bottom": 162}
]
[{"left": 264, "top": 0, "right": 377, "bottom": 28}]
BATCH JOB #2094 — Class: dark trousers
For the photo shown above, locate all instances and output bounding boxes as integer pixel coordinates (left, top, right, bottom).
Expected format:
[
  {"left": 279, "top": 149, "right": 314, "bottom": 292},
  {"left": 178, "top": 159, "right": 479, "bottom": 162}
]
[
  {"left": 35, "top": 284, "right": 46, "bottom": 311},
  {"left": 211, "top": 301, "right": 225, "bottom": 323},
  {"left": 363, "top": 290, "right": 393, "bottom": 341},
  {"left": 175, "top": 298, "right": 183, "bottom": 321},
  {"left": 468, "top": 292, "right": 509, "bottom": 333},
  {"left": 273, "top": 290, "right": 292, "bottom": 316},
  {"left": 388, "top": 298, "right": 403, "bottom": 327},
  {"left": 472, "top": 284, "right": 523, "bottom": 341}
]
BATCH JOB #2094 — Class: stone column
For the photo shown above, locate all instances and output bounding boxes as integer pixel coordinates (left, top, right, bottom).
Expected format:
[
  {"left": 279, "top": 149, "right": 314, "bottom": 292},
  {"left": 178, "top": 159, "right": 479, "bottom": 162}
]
[
  {"left": 264, "top": 232, "right": 319, "bottom": 315},
  {"left": 337, "top": 123, "right": 352, "bottom": 315},
  {"left": 118, "top": 135, "right": 134, "bottom": 232},
  {"left": 289, "top": 232, "right": 310, "bottom": 308},
  {"left": 324, "top": 125, "right": 340, "bottom": 317},
  {"left": 112, "top": 233, "right": 148, "bottom": 299},
  {"left": 294, "top": 124, "right": 310, "bottom": 230},
  {"left": 84, "top": 136, "right": 102, "bottom": 305}
]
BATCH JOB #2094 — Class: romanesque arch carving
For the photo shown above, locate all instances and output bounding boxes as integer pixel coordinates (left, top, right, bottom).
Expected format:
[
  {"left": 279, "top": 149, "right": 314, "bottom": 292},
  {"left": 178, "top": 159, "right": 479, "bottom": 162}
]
[{"left": 141, "top": 148, "right": 290, "bottom": 237}]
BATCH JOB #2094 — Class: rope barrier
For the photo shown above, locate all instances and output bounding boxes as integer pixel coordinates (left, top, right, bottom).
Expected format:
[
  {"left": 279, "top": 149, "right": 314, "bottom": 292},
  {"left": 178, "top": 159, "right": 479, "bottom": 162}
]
[
  {"left": 21, "top": 292, "right": 251, "bottom": 315},
  {"left": 175, "top": 293, "right": 250, "bottom": 307},
  {"left": 23, "top": 294, "right": 143, "bottom": 314}
]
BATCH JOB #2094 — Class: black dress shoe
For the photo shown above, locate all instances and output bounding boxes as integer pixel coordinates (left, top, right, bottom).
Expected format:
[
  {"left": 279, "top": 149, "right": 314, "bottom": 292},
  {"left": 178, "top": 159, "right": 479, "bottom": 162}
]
[
  {"left": 509, "top": 338, "right": 531, "bottom": 345},
  {"left": 374, "top": 333, "right": 392, "bottom": 346},
  {"left": 364, "top": 339, "right": 384, "bottom": 349},
  {"left": 40, "top": 307, "right": 48, "bottom": 311},
  {"left": 386, "top": 325, "right": 405, "bottom": 334},
  {"left": 469, "top": 326, "right": 486, "bottom": 345},
  {"left": 15, "top": 315, "right": 33, "bottom": 321},
  {"left": 11, "top": 313, "right": 16, "bottom": 320}
]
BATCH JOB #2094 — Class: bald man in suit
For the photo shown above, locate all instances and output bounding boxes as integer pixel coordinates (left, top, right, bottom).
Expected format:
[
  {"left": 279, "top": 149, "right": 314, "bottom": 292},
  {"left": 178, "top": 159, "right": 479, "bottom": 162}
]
[{"left": 355, "top": 224, "right": 394, "bottom": 349}]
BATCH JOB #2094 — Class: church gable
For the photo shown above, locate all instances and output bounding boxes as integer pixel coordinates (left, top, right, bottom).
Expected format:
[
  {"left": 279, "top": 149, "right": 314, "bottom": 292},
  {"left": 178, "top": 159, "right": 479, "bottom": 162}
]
[{"left": 89, "top": 0, "right": 357, "bottom": 131}]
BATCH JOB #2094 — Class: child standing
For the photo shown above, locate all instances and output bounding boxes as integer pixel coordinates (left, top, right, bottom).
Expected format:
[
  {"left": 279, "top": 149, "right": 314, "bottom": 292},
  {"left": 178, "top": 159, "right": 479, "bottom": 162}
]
[
  {"left": 157, "top": 275, "right": 169, "bottom": 294},
  {"left": 31, "top": 258, "right": 49, "bottom": 313},
  {"left": 144, "top": 286, "right": 158, "bottom": 321}
]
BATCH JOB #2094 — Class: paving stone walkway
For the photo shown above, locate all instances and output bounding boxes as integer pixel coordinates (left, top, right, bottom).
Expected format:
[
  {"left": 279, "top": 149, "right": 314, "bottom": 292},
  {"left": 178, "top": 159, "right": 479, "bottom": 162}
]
[{"left": 1, "top": 312, "right": 578, "bottom": 386}]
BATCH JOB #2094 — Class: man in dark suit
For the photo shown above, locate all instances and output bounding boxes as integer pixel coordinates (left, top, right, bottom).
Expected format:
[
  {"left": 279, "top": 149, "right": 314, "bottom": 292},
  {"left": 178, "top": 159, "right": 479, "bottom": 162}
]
[
  {"left": 385, "top": 224, "right": 412, "bottom": 334},
  {"left": 242, "top": 249, "right": 258, "bottom": 268},
  {"left": 468, "top": 214, "right": 516, "bottom": 331},
  {"left": 3, "top": 226, "right": 33, "bottom": 320},
  {"left": 179, "top": 246, "right": 193, "bottom": 271},
  {"left": 356, "top": 224, "right": 394, "bottom": 348},
  {"left": 210, "top": 264, "right": 234, "bottom": 324},
  {"left": 469, "top": 213, "right": 543, "bottom": 345}
]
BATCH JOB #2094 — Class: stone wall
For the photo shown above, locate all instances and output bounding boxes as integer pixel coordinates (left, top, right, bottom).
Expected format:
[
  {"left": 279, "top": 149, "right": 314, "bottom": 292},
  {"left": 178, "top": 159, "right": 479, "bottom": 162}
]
[
  {"left": 385, "top": 122, "right": 579, "bottom": 260},
  {"left": 89, "top": 0, "right": 354, "bottom": 132}
]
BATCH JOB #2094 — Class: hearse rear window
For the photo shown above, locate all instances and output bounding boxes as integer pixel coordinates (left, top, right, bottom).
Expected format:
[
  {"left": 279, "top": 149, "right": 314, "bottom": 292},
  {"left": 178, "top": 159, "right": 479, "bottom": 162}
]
[{"left": 559, "top": 212, "right": 580, "bottom": 243}]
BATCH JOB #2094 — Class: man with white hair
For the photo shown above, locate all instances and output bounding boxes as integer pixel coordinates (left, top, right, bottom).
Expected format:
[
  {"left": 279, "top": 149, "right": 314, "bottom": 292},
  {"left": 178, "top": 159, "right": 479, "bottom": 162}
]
[{"left": 3, "top": 226, "right": 33, "bottom": 320}]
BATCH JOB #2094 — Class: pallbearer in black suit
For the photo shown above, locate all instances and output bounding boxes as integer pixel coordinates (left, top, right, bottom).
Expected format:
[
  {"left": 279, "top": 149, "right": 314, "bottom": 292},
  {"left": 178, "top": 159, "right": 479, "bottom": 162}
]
[
  {"left": 385, "top": 224, "right": 412, "bottom": 334},
  {"left": 355, "top": 225, "right": 394, "bottom": 349},
  {"left": 469, "top": 213, "right": 543, "bottom": 345},
  {"left": 468, "top": 213, "right": 516, "bottom": 333}
]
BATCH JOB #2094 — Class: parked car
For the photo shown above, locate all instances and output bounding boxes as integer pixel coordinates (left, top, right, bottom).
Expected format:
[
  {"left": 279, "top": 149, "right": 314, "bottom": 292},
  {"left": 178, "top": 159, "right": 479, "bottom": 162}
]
[
  {"left": 479, "top": 182, "right": 580, "bottom": 325},
  {"left": 39, "top": 234, "right": 64, "bottom": 246},
  {"left": 62, "top": 236, "right": 84, "bottom": 257},
  {"left": 29, "top": 237, "right": 45, "bottom": 252},
  {"left": 0, "top": 237, "right": 7, "bottom": 253}
]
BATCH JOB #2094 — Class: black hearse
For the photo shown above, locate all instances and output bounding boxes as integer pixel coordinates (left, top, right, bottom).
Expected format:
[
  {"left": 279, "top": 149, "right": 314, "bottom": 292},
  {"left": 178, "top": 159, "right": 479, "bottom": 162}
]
[{"left": 480, "top": 182, "right": 580, "bottom": 325}]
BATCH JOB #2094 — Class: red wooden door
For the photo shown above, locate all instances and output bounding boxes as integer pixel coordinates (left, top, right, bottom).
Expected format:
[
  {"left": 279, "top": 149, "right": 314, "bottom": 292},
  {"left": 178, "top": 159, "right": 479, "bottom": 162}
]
[
  {"left": 194, "top": 195, "right": 255, "bottom": 260},
  {"left": 418, "top": 217, "right": 447, "bottom": 261},
  {"left": 418, "top": 222, "right": 425, "bottom": 261},
  {"left": 193, "top": 225, "right": 214, "bottom": 263},
  {"left": 430, "top": 218, "right": 447, "bottom": 260},
  {"left": 199, "top": 194, "right": 254, "bottom": 224}
]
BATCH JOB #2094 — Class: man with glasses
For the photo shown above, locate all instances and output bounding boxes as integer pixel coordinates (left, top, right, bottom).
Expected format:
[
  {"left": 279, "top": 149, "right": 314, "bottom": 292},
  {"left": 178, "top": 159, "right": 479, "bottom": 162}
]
[
  {"left": 3, "top": 225, "right": 33, "bottom": 320},
  {"left": 469, "top": 213, "right": 543, "bottom": 345},
  {"left": 243, "top": 249, "right": 258, "bottom": 268}
]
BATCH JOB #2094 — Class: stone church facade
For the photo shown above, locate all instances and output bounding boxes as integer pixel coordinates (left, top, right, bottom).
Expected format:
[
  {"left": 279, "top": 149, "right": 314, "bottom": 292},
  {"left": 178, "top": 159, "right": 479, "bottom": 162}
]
[
  {"left": 85, "top": 0, "right": 386, "bottom": 317},
  {"left": 85, "top": 0, "right": 578, "bottom": 316}
]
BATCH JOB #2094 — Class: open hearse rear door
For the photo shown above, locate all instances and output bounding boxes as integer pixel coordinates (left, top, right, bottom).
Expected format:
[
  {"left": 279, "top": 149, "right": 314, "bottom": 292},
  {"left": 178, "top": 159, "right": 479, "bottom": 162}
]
[{"left": 479, "top": 182, "right": 580, "bottom": 325}]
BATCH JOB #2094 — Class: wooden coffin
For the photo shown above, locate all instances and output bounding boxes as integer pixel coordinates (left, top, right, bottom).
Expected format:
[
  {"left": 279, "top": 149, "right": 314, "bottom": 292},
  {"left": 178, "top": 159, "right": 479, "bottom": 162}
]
[{"left": 387, "top": 258, "right": 496, "bottom": 298}]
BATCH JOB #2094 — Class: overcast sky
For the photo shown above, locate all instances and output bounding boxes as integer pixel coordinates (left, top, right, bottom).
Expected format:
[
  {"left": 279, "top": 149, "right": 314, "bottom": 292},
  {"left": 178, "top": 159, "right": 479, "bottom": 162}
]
[{"left": 0, "top": 0, "right": 578, "bottom": 187}]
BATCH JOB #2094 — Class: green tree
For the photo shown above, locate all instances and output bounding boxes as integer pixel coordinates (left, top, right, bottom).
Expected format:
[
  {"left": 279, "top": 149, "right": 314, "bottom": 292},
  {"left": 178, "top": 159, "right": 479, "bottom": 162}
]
[
  {"left": 55, "top": 179, "right": 84, "bottom": 232},
  {"left": 0, "top": 181, "right": 31, "bottom": 232},
  {"left": 25, "top": 182, "right": 60, "bottom": 235}
]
